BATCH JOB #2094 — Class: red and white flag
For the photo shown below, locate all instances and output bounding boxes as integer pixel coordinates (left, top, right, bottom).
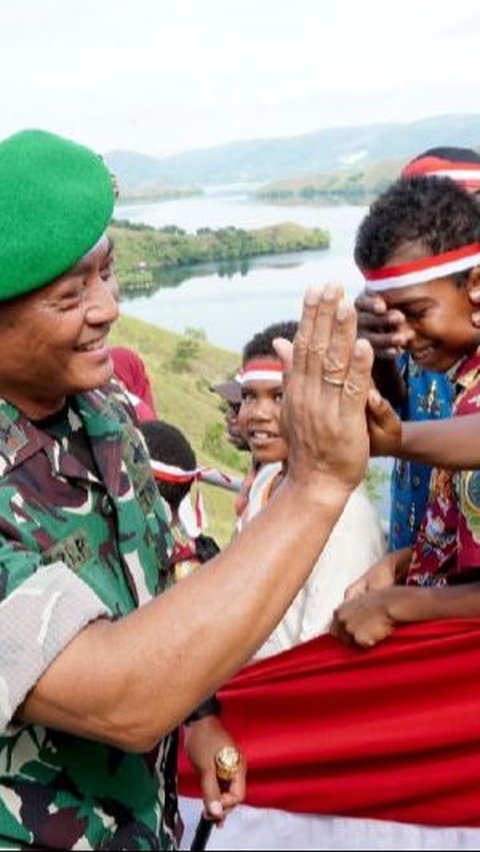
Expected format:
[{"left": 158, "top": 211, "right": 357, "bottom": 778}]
[{"left": 179, "top": 620, "right": 480, "bottom": 849}]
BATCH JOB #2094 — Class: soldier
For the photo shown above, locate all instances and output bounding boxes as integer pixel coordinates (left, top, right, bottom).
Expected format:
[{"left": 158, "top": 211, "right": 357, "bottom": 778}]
[{"left": 0, "top": 129, "right": 373, "bottom": 850}]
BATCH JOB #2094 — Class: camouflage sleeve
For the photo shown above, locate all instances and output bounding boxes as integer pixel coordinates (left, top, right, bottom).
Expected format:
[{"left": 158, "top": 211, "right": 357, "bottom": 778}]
[{"left": 0, "top": 560, "right": 109, "bottom": 734}]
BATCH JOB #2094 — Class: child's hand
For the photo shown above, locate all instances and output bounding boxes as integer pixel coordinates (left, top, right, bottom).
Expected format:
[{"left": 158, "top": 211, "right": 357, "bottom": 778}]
[
  {"left": 343, "top": 554, "right": 398, "bottom": 602},
  {"left": 331, "top": 589, "right": 397, "bottom": 648},
  {"left": 355, "top": 290, "right": 412, "bottom": 358},
  {"left": 367, "top": 387, "right": 402, "bottom": 457}
]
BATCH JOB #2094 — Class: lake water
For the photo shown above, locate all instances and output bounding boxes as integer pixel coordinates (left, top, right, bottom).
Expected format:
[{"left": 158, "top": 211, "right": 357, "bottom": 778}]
[
  {"left": 117, "top": 187, "right": 392, "bottom": 517},
  {"left": 117, "top": 188, "right": 367, "bottom": 353}
]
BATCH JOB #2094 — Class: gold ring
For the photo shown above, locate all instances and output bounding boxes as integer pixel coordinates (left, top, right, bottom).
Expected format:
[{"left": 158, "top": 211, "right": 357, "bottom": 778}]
[
  {"left": 323, "top": 375, "right": 345, "bottom": 387},
  {"left": 215, "top": 746, "right": 241, "bottom": 780}
]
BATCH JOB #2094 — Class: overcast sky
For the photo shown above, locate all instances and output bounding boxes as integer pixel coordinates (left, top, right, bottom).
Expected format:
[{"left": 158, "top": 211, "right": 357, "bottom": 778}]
[{"left": 1, "top": 0, "right": 479, "bottom": 157}]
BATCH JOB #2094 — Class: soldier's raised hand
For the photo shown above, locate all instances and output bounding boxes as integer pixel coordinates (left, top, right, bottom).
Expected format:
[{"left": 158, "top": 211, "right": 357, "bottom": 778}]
[{"left": 274, "top": 284, "right": 373, "bottom": 497}]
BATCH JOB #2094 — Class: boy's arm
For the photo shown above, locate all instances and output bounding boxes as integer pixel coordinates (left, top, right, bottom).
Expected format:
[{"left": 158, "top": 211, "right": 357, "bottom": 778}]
[
  {"left": 332, "top": 583, "right": 480, "bottom": 649},
  {"left": 343, "top": 548, "right": 412, "bottom": 601},
  {"left": 368, "top": 393, "right": 480, "bottom": 470},
  {"left": 400, "top": 415, "right": 480, "bottom": 469}
]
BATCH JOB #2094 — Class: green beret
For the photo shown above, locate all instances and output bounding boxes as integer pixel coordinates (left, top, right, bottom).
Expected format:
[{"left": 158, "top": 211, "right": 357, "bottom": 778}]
[{"left": 0, "top": 129, "right": 115, "bottom": 301}]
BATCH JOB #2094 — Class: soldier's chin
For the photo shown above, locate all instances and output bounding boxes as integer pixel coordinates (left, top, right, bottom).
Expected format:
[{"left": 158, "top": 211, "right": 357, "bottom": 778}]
[{"left": 71, "top": 364, "right": 114, "bottom": 392}]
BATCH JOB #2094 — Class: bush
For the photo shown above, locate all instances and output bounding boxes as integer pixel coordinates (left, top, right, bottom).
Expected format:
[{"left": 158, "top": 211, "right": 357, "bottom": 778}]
[
  {"left": 170, "top": 330, "right": 202, "bottom": 373},
  {"left": 202, "top": 422, "right": 249, "bottom": 472}
]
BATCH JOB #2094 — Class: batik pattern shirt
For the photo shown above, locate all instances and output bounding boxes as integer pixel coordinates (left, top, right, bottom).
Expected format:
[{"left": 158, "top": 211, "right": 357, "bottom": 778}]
[
  {"left": 407, "top": 348, "right": 480, "bottom": 586},
  {"left": 0, "top": 385, "right": 179, "bottom": 850},
  {"left": 388, "top": 353, "right": 453, "bottom": 551}
]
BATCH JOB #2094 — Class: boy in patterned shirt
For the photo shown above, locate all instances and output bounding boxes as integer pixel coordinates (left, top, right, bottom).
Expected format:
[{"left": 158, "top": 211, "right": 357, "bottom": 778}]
[{"left": 333, "top": 174, "right": 480, "bottom": 649}]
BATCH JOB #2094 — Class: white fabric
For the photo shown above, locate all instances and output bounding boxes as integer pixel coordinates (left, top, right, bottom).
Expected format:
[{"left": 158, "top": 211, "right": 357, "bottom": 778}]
[
  {"left": 238, "top": 367, "right": 283, "bottom": 384},
  {"left": 179, "top": 797, "right": 480, "bottom": 851},
  {"left": 238, "top": 465, "right": 386, "bottom": 661},
  {"left": 427, "top": 168, "right": 480, "bottom": 182}
]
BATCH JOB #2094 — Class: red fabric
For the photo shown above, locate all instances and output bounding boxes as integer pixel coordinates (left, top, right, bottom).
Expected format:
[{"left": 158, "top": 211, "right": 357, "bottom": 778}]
[
  {"left": 179, "top": 620, "right": 480, "bottom": 826},
  {"left": 110, "top": 346, "right": 157, "bottom": 414}
]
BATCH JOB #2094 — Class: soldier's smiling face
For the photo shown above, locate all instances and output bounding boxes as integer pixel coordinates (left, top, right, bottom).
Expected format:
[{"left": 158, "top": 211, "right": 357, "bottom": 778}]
[{"left": 0, "top": 235, "right": 119, "bottom": 419}]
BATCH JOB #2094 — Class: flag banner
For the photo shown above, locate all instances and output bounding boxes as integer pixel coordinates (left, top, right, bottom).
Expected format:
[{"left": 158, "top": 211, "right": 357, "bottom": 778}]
[{"left": 179, "top": 620, "right": 480, "bottom": 828}]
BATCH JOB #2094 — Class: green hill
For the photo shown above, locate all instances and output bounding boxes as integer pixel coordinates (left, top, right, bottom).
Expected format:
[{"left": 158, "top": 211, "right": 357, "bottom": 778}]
[
  {"left": 106, "top": 150, "right": 202, "bottom": 200},
  {"left": 110, "top": 313, "right": 246, "bottom": 546},
  {"left": 256, "top": 157, "right": 407, "bottom": 205},
  {"left": 111, "top": 314, "right": 389, "bottom": 546}
]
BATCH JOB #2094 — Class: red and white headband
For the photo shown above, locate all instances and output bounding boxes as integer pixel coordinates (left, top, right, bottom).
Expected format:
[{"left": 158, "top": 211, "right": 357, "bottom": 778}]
[
  {"left": 364, "top": 242, "right": 480, "bottom": 292},
  {"left": 402, "top": 156, "right": 480, "bottom": 192},
  {"left": 151, "top": 459, "right": 200, "bottom": 484},
  {"left": 237, "top": 359, "right": 284, "bottom": 384},
  {"left": 151, "top": 459, "right": 241, "bottom": 492},
  {"left": 151, "top": 460, "right": 243, "bottom": 534}
]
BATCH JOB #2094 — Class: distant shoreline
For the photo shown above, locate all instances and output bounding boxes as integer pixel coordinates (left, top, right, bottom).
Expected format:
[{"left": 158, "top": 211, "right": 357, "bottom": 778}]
[{"left": 118, "top": 187, "right": 203, "bottom": 203}]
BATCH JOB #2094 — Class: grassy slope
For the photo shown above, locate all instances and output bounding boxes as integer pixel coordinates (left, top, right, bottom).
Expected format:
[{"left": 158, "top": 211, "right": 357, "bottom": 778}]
[
  {"left": 111, "top": 313, "right": 389, "bottom": 544},
  {"left": 110, "top": 314, "right": 246, "bottom": 546}
]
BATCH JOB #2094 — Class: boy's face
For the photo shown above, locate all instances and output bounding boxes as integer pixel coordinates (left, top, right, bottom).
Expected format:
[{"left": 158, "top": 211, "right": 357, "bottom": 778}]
[
  {"left": 240, "top": 358, "right": 288, "bottom": 465},
  {"left": 379, "top": 241, "right": 480, "bottom": 373}
]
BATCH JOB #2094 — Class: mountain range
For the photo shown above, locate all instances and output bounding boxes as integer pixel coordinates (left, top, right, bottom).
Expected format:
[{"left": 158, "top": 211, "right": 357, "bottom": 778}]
[{"left": 106, "top": 113, "right": 480, "bottom": 191}]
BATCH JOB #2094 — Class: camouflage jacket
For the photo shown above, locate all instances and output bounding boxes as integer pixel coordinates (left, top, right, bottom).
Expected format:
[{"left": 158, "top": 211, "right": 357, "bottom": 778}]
[{"left": 0, "top": 386, "right": 179, "bottom": 850}]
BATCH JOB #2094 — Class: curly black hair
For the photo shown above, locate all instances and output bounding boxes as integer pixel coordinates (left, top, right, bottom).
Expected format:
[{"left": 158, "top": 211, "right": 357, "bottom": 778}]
[
  {"left": 242, "top": 320, "right": 298, "bottom": 364},
  {"left": 140, "top": 419, "right": 196, "bottom": 510},
  {"left": 354, "top": 175, "right": 480, "bottom": 279}
]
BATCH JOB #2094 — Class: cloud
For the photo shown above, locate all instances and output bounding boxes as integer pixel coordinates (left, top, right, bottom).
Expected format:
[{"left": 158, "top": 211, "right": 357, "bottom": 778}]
[{"left": 0, "top": 0, "right": 479, "bottom": 154}]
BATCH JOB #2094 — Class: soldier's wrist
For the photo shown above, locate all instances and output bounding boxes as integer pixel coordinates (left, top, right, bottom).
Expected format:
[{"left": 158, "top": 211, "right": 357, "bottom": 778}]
[{"left": 183, "top": 695, "right": 222, "bottom": 726}]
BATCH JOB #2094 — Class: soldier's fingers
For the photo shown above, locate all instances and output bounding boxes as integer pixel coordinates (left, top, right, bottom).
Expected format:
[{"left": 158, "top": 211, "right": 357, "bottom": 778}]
[
  {"left": 293, "top": 285, "right": 342, "bottom": 376},
  {"left": 304, "top": 283, "right": 344, "bottom": 377},
  {"left": 340, "top": 338, "right": 374, "bottom": 416},
  {"left": 291, "top": 286, "right": 323, "bottom": 375},
  {"left": 272, "top": 337, "right": 293, "bottom": 374},
  {"left": 321, "top": 299, "right": 357, "bottom": 401}
]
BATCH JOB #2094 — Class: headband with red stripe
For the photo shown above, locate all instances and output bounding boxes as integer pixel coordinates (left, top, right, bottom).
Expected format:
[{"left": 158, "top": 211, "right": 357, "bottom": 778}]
[
  {"left": 402, "top": 156, "right": 480, "bottom": 192},
  {"left": 151, "top": 459, "right": 200, "bottom": 484},
  {"left": 151, "top": 459, "right": 242, "bottom": 492},
  {"left": 237, "top": 359, "right": 284, "bottom": 384},
  {"left": 364, "top": 242, "right": 480, "bottom": 292}
]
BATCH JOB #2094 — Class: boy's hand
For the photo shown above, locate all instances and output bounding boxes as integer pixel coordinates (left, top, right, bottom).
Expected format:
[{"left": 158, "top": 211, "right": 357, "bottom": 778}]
[
  {"left": 343, "top": 554, "right": 399, "bottom": 602},
  {"left": 367, "top": 387, "right": 402, "bottom": 457},
  {"left": 355, "top": 290, "right": 413, "bottom": 358},
  {"left": 331, "top": 589, "right": 397, "bottom": 648}
]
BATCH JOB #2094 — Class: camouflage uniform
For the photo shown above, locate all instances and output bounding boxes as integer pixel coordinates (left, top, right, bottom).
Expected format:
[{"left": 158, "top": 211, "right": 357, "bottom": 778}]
[{"left": 0, "top": 385, "right": 180, "bottom": 850}]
